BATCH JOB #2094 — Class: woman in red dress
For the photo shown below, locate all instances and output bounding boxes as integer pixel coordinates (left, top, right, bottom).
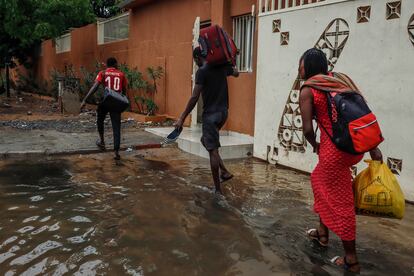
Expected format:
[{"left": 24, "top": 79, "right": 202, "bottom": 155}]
[{"left": 298, "top": 48, "right": 383, "bottom": 273}]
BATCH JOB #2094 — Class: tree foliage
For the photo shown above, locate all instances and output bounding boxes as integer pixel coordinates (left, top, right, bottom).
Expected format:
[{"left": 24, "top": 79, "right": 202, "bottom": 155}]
[
  {"left": 0, "top": 0, "right": 102, "bottom": 67},
  {"left": 91, "top": 0, "right": 122, "bottom": 19}
]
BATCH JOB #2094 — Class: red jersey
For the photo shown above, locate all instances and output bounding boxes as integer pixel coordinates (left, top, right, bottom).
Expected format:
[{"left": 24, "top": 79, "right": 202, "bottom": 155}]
[{"left": 96, "top": 67, "right": 128, "bottom": 93}]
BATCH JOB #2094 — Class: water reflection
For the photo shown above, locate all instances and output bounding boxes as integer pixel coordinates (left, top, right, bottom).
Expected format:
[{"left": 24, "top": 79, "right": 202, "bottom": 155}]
[{"left": 0, "top": 149, "right": 413, "bottom": 275}]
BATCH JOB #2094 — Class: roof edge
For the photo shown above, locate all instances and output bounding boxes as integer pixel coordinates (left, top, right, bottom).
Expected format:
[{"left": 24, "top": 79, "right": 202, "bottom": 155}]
[{"left": 119, "top": 0, "right": 154, "bottom": 10}]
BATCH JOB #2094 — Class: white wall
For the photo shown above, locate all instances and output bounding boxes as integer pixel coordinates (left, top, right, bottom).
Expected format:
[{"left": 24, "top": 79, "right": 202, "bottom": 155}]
[{"left": 254, "top": 0, "right": 414, "bottom": 201}]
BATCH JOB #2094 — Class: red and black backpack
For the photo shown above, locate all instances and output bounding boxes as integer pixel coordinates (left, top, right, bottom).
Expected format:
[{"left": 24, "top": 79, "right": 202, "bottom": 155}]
[
  {"left": 320, "top": 91, "right": 384, "bottom": 155},
  {"left": 198, "top": 25, "right": 238, "bottom": 66}
]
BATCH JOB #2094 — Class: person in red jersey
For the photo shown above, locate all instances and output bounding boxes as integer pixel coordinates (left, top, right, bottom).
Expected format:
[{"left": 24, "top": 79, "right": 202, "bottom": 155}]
[{"left": 81, "top": 57, "right": 128, "bottom": 160}]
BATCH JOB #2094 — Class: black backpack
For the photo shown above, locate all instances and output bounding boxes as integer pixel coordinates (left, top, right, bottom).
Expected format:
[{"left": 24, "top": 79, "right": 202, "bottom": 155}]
[{"left": 319, "top": 91, "right": 384, "bottom": 155}]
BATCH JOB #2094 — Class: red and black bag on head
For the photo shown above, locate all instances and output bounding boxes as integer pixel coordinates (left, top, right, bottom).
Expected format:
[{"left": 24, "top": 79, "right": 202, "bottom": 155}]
[
  {"left": 322, "top": 91, "right": 384, "bottom": 155},
  {"left": 198, "top": 25, "right": 238, "bottom": 66}
]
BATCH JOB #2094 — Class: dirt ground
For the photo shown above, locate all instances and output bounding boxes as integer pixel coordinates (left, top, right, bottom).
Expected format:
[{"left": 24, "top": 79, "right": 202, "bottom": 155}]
[
  {"left": 0, "top": 91, "right": 173, "bottom": 157},
  {"left": 0, "top": 92, "right": 173, "bottom": 130}
]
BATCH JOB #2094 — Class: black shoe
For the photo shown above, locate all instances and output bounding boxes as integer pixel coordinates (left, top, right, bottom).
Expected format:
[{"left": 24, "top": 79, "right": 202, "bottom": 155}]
[
  {"left": 96, "top": 140, "right": 106, "bottom": 151},
  {"left": 114, "top": 152, "right": 121, "bottom": 160}
]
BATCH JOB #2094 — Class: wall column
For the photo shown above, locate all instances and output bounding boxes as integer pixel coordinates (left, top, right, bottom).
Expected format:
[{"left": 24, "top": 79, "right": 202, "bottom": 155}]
[{"left": 211, "top": 0, "right": 232, "bottom": 33}]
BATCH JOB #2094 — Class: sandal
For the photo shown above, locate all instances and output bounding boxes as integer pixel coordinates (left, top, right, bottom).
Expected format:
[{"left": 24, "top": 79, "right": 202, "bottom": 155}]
[
  {"left": 306, "top": 228, "right": 329, "bottom": 247},
  {"left": 330, "top": 256, "right": 360, "bottom": 273},
  {"left": 220, "top": 174, "right": 234, "bottom": 183}
]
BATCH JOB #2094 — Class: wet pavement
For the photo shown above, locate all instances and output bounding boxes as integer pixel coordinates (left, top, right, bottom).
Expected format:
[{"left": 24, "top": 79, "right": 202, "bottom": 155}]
[
  {"left": 0, "top": 148, "right": 413, "bottom": 275},
  {"left": 0, "top": 128, "right": 163, "bottom": 157}
]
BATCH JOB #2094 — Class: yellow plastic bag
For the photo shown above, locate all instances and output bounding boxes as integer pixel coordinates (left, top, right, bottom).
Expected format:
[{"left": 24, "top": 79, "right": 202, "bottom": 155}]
[{"left": 354, "top": 160, "right": 405, "bottom": 219}]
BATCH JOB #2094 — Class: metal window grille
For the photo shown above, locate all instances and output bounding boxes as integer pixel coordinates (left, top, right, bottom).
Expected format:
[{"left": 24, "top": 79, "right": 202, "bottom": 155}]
[
  {"left": 55, "top": 34, "right": 71, "bottom": 54},
  {"left": 98, "top": 13, "right": 129, "bottom": 45},
  {"left": 260, "top": 0, "right": 328, "bottom": 14},
  {"left": 233, "top": 14, "right": 255, "bottom": 72}
]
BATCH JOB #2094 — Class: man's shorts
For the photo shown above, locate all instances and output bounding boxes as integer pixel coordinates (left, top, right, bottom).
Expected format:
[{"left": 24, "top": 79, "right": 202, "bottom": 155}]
[{"left": 201, "top": 110, "right": 228, "bottom": 151}]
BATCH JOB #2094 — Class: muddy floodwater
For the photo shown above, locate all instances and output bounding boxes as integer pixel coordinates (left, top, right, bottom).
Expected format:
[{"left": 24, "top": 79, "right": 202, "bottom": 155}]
[{"left": 0, "top": 148, "right": 413, "bottom": 275}]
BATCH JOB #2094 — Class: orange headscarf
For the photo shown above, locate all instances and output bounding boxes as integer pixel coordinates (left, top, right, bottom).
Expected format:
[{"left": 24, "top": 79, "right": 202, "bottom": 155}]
[{"left": 301, "top": 72, "right": 361, "bottom": 94}]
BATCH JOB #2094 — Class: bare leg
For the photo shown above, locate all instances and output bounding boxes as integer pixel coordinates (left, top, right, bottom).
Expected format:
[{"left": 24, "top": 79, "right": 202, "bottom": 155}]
[
  {"left": 318, "top": 218, "right": 329, "bottom": 243},
  {"left": 209, "top": 149, "right": 222, "bottom": 194},
  {"left": 219, "top": 155, "right": 233, "bottom": 180},
  {"left": 308, "top": 217, "right": 329, "bottom": 246},
  {"left": 333, "top": 240, "right": 360, "bottom": 273}
]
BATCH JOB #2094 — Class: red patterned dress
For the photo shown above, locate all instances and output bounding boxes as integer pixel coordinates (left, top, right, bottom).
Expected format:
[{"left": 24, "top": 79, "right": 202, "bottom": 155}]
[{"left": 311, "top": 88, "right": 363, "bottom": 241}]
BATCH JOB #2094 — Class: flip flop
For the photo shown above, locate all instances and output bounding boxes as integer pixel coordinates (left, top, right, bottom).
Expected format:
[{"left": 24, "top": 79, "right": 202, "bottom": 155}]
[
  {"left": 163, "top": 127, "right": 183, "bottom": 145},
  {"left": 220, "top": 174, "right": 234, "bottom": 183},
  {"left": 330, "top": 256, "right": 360, "bottom": 273},
  {"left": 306, "top": 228, "right": 329, "bottom": 247}
]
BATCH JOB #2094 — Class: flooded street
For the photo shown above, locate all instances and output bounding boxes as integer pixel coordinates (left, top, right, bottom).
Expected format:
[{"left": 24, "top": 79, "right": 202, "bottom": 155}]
[{"left": 0, "top": 148, "right": 413, "bottom": 275}]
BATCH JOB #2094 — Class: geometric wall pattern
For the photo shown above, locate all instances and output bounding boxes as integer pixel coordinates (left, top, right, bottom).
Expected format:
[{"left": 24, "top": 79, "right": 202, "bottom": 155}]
[
  {"left": 277, "top": 18, "right": 350, "bottom": 153},
  {"left": 281, "top": 32, "right": 290, "bottom": 45},
  {"left": 357, "top": 6, "right": 371, "bottom": 23},
  {"left": 387, "top": 157, "right": 403, "bottom": 175},
  {"left": 386, "top": 1, "right": 401, "bottom": 20},
  {"left": 273, "top": 19, "right": 281, "bottom": 33},
  {"left": 351, "top": 166, "right": 358, "bottom": 179},
  {"left": 408, "top": 14, "right": 414, "bottom": 46}
]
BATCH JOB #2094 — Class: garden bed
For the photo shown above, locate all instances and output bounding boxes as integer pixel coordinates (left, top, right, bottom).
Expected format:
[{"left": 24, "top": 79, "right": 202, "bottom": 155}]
[{"left": 122, "top": 112, "right": 167, "bottom": 123}]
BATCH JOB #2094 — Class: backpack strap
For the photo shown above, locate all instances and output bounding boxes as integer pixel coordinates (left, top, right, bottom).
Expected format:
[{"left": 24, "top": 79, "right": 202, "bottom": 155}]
[
  {"left": 198, "top": 37, "right": 209, "bottom": 57},
  {"left": 315, "top": 116, "right": 334, "bottom": 141},
  {"left": 313, "top": 91, "right": 336, "bottom": 143}
]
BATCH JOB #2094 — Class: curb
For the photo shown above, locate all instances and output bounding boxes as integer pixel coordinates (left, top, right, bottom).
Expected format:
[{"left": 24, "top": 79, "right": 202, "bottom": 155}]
[{"left": 0, "top": 143, "right": 170, "bottom": 159}]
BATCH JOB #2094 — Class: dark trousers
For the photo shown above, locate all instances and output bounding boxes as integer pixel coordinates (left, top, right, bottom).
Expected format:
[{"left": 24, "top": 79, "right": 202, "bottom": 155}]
[
  {"left": 201, "top": 110, "right": 228, "bottom": 151},
  {"left": 97, "top": 105, "right": 121, "bottom": 151}
]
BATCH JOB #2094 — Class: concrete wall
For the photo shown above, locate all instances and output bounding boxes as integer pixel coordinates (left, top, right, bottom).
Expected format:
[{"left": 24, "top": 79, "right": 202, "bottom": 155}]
[
  {"left": 127, "top": 0, "right": 211, "bottom": 117},
  {"left": 32, "top": 0, "right": 257, "bottom": 136},
  {"left": 254, "top": 0, "right": 414, "bottom": 201},
  {"left": 34, "top": 23, "right": 129, "bottom": 80},
  {"left": 213, "top": 0, "right": 258, "bottom": 135}
]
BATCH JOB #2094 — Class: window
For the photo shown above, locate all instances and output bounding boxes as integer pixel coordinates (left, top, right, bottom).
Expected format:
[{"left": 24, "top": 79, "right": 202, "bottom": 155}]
[
  {"left": 55, "top": 33, "right": 71, "bottom": 54},
  {"left": 233, "top": 14, "right": 255, "bottom": 72},
  {"left": 98, "top": 13, "right": 129, "bottom": 45}
]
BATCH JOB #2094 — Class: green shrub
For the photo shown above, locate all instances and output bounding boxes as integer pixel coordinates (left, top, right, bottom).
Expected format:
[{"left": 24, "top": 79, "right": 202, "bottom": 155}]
[
  {"left": 79, "top": 61, "right": 103, "bottom": 104},
  {"left": 121, "top": 64, "right": 162, "bottom": 115},
  {"left": 120, "top": 63, "right": 147, "bottom": 90},
  {"left": 145, "top": 98, "right": 158, "bottom": 116},
  {"left": 16, "top": 70, "right": 48, "bottom": 96},
  {"left": 44, "top": 62, "right": 164, "bottom": 114},
  {"left": 146, "top": 66, "right": 164, "bottom": 94}
]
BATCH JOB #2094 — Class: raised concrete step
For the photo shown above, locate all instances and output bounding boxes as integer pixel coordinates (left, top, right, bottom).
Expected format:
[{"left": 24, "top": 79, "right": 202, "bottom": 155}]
[{"left": 145, "top": 127, "right": 253, "bottom": 160}]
